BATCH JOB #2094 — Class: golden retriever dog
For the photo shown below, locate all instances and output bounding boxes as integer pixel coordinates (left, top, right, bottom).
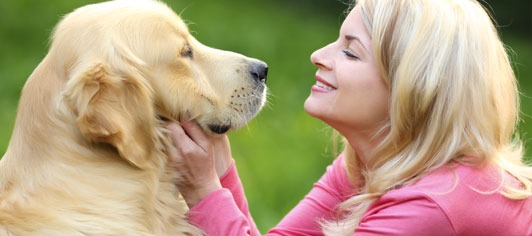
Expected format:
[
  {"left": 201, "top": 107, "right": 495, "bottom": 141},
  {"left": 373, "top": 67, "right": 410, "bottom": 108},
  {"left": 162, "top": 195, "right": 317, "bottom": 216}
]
[{"left": 0, "top": 0, "right": 267, "bottom": 235}]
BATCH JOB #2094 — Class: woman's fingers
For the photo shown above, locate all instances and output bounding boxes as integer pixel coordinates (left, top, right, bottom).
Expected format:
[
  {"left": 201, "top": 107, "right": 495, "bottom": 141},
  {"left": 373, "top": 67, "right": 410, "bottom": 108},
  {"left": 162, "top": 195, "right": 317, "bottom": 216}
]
[
  {"left": 179, "top": 117, "right": 211, "bottom": 152},
  {"left": 167, "top": 122, "right": 197, "bottom": 156},
  {"left": 167, "top": 121, "right": 231, "bottom": 176},
  {"left": 166, "top": 120, "right": 222, "bottom": 207}
]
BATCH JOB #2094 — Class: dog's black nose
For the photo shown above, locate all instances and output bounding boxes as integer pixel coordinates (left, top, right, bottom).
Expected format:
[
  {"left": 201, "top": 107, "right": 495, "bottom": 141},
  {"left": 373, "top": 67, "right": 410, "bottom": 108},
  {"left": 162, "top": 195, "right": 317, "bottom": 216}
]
[{"left": 250, "top": 62, "right": 268, "bottom": 84}]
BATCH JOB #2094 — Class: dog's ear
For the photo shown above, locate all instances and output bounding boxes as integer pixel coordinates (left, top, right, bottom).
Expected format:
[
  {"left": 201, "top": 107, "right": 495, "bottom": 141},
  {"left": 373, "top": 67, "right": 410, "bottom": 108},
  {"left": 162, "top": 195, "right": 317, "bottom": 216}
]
[{"left": 64, "top": 63, "right": 155, "bottom": 169}]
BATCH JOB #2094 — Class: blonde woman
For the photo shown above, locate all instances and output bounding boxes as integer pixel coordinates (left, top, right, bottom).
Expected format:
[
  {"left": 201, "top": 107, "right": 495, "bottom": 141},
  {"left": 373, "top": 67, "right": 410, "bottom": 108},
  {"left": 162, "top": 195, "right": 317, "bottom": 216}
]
[{"left": 167, "top": 0, "right": 532, "bottom": 235}]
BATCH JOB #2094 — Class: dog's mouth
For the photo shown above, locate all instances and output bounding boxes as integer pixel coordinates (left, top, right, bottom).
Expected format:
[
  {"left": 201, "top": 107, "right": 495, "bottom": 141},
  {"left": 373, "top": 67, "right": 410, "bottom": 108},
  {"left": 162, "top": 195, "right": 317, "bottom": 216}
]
[
  {"left": 157, "top": 114, "right": 232, "bottom": 134},
  {"left": 207, "top": 124, "right": 231, "bottom": 134}
]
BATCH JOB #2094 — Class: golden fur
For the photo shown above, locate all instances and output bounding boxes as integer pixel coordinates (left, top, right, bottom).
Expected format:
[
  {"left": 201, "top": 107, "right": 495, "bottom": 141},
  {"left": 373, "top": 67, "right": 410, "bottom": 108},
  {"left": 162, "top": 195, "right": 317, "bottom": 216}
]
[{"left": 0, "top": 0, "right": 267, "bottom": 235}]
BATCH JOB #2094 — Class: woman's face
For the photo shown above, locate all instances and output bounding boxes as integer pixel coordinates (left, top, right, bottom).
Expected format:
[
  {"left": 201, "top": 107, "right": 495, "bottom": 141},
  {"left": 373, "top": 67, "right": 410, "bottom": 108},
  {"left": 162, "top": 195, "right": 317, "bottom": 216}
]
[{"left": 304, "top": 6, "right": 389, "bottom": 136}]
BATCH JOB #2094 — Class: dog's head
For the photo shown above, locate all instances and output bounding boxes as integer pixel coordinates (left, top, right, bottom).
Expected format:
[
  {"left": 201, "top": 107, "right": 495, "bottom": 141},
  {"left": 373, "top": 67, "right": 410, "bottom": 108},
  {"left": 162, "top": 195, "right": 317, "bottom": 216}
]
[{"left": 55, "top": 0, "right": 267, "bottom": 168}]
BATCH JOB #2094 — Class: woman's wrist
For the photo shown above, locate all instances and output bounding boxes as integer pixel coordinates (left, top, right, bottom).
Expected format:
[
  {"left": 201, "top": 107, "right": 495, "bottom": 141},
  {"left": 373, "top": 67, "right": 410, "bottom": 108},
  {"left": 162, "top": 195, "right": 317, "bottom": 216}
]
[
  {"left": 216, "top": 155, "right": 233, "bottom": 178},
  {"left": 181, "top": 180, "right": 223, "bottom": 208}
]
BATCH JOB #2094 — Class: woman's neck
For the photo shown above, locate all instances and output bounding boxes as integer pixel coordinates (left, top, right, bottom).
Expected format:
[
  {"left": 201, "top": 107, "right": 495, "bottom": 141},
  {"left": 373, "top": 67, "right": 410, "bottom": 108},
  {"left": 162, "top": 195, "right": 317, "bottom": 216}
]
[{"left": 341, "top": 126, "right": 388, "bottom": 166}]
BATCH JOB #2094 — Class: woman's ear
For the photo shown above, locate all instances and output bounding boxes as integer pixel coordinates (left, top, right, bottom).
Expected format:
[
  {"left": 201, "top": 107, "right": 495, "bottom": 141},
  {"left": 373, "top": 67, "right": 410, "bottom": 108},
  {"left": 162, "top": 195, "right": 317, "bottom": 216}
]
[{"left": 64, "top": 62, "right": 156, "bottom": 169}]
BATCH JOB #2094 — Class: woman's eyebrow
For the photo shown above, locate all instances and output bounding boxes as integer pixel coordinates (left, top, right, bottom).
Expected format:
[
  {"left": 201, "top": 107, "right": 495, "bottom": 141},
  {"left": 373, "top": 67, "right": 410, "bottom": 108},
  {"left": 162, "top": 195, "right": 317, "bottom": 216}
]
[{"left": 345, "top": 35, "right": 369, "bottom": 53}]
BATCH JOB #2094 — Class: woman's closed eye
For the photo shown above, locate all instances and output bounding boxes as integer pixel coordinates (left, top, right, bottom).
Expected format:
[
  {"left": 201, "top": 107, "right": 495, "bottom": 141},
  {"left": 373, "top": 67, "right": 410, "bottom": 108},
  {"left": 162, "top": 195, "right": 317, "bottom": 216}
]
[{"left": 342, "top": 50, "right": 360, "bottom": 60}]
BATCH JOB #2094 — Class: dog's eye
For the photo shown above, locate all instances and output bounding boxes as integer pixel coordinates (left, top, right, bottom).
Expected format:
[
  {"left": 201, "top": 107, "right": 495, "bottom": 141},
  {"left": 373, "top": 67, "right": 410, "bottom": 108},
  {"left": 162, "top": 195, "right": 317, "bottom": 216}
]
[{"left": 181, "top": 44, "right": 193, "bottom": 58}]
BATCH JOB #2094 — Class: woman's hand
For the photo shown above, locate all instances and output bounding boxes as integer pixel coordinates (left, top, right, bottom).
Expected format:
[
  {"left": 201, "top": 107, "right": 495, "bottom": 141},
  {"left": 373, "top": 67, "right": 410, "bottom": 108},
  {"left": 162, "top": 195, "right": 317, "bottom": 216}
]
[{"left": 167, "top": 118, "right": 233, "bottom": 207}]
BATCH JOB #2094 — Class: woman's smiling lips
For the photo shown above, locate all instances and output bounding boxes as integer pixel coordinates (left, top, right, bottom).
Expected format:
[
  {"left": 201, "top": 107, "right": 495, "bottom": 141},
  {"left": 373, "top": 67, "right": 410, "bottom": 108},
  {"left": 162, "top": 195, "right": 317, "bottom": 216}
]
[{"left": 312, "top": 75, "right": 337, "bottom": 93}]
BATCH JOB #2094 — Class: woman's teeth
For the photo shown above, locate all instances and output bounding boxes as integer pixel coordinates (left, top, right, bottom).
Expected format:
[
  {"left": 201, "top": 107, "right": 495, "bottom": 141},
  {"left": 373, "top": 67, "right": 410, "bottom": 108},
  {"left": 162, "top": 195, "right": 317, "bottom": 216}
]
[{"left": 315, "top": 81, "right": 335, "bottom": 90}]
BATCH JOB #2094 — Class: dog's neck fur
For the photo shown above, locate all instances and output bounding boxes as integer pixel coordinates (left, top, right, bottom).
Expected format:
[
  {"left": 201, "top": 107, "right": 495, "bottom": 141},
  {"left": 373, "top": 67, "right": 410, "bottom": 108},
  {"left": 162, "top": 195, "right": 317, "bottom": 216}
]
[{"left": 0, "top": 56, "right": 199, "bottom": 236}]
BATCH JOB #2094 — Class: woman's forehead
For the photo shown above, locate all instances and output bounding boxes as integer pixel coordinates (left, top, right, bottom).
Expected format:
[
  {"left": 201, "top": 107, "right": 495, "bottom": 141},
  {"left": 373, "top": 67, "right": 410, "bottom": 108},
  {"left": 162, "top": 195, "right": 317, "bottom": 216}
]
[{"left": 340, "top": 6, "right": 372, "bottom": 49}]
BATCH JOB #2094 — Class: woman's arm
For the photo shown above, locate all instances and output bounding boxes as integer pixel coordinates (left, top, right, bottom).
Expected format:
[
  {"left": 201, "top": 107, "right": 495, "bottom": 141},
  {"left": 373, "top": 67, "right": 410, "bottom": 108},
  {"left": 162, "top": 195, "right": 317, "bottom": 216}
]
[
  {"left": 187, "top": 155, "right": 355, "bottom": 236},
  {"left": 167, "top": 119, "right": 225, "bottom": 207},
  {"left": 186, "top": 162, "right": 260, "bottom": 235},
  {"left": 167, "top": 119, "right": 260, "bottom": 235},
  {"left": 267, "top": 155, "right": 355, "bottom": 235},
  {"left": 168, "top": 119, "right": 355, "bottom": 235}
]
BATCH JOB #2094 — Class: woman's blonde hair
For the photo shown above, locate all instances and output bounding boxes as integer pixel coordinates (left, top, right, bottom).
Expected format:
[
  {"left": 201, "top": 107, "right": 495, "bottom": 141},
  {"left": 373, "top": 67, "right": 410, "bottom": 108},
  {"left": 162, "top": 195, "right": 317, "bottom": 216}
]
[{"left": 323, "top": 0, "right": 532, "bottom": 234}]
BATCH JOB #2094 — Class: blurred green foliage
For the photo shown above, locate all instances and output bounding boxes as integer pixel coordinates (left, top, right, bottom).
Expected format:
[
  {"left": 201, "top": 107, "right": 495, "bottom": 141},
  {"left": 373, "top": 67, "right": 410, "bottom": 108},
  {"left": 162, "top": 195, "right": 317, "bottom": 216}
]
[{"left": 0, "top": 0, "right": 530, "bottom": 233}]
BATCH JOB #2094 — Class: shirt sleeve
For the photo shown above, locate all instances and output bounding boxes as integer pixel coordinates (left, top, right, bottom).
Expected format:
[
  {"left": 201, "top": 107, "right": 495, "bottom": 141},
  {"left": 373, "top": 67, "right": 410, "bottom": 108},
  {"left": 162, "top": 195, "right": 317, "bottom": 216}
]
[
  {"left": 354, "top": 191, "right": 455, "bottom": 236},
  {"left": 267, "top": 155, "right": 355, "bottom": 235},
  {"left": 187, "top": 155, "right": 356, "bottom": 236},
  {"left": 187, "top": 160, "right": 260, "bottom": 236}
]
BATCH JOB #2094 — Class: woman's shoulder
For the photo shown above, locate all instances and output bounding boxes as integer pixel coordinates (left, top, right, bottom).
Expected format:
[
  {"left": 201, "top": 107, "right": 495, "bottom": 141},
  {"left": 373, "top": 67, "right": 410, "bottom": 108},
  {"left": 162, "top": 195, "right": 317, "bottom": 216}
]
[{"left": 372, "top": 162, "right": 532, "bottom": 235}]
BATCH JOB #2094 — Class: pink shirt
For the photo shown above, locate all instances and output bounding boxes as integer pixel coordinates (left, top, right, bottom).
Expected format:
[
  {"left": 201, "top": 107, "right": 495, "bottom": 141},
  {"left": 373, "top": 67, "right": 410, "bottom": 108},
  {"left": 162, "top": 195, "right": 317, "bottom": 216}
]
[{"left": 187, "top": 155, "right": 532, "bottom": 235}]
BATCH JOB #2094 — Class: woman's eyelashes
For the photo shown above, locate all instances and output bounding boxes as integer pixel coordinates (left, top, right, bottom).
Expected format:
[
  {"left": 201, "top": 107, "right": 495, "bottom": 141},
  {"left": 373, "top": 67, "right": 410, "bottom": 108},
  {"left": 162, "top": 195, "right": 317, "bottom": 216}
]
[{"left": 342, "top": 50, "right": 360, "bottom": 60}]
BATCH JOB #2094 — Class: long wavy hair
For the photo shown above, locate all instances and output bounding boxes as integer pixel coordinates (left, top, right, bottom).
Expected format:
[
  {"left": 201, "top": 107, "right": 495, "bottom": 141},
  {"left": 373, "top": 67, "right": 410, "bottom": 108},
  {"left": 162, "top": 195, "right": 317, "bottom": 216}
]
[{"left": 322, "top": 0, "right": 532, "bottom": 235}]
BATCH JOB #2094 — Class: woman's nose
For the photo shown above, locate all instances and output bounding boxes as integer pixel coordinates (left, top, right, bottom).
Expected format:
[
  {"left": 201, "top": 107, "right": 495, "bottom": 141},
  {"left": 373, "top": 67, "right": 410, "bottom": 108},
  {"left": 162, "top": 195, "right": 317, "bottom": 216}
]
[{"left": 310, "top": 43, "right": 333, "bottom": 70}]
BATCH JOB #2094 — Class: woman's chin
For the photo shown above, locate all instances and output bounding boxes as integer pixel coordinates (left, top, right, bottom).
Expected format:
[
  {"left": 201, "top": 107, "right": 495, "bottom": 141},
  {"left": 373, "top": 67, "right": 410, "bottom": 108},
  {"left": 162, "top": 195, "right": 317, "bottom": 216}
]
[{"left": 304, "top": 97, "right": 326, "bottom": 119}]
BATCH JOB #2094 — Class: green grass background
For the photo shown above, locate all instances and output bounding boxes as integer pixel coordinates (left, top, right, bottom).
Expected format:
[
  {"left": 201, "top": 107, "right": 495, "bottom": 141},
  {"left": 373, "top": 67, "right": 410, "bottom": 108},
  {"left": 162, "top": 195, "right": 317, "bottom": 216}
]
[{"left": 1, "top": 0, "right": 530, "bottom": 233}]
